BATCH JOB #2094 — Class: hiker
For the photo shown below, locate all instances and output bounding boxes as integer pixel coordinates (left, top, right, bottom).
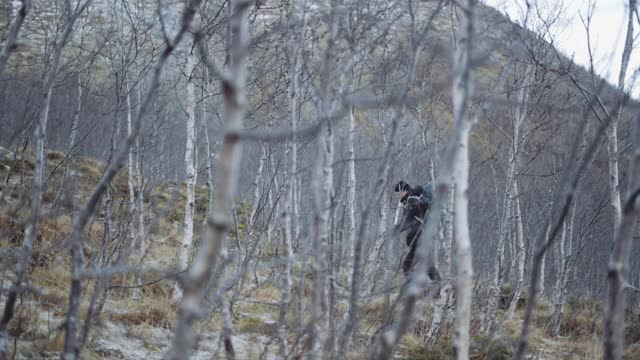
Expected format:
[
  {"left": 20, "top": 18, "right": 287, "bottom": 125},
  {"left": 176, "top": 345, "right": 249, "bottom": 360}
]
[{"left": 393, "top": 180, "right": 440, "bottom": 281}]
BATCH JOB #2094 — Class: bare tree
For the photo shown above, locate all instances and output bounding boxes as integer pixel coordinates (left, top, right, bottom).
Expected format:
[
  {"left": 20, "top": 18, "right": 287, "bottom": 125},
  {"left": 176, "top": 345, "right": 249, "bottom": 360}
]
[
  {"left": 168, "top": 0, "right": 249, "bottom": 357},
  {"left": 175, "top": 47, "right": 198, "bottom": 301},
  {"left": 0, "top": 0, "right": 31, "bottom": 77},
  {"left": 0, "top": 1, "right": 92, "bottom": 358}
]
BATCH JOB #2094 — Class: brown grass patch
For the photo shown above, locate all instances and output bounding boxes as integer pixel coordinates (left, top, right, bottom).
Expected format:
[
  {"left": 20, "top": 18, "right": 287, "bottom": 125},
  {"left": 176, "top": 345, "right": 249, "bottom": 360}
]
[
  {"left": 31, "top": 264, "right": 72, "bottom": 316},
  {"left": 47, "top": 151, "right": 65, "bottom": 161},
  {"left": 236, "top": 315, "right": 276, "bottom": 337},
  {"left": 108, "top": 296, "right": 176, "bottom": 329},
  {"left": 77, "top": 158, "right": 104, "bottom": 183},
  {"left": 38, "top": 215, "right": 72, "bottom": 243}
]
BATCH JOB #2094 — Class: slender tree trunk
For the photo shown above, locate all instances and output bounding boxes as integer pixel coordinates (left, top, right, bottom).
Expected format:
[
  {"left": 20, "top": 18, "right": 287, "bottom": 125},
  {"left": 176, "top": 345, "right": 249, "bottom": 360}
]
[
  {"left": 451, "top": 121, "right": 474, "bottom": 360},
  {"left": 126, "top": 78, "right": 137, "bottom": 247},
  {"left": 168, "top": 0, "right": 246, "bottom": 357},
  {"left": 249, "top": 145, "right": 266, "bottom": 230},
  {"left": 449, "top": 3, "right": 476, "bottom": 358},
  {"left": 175, "top": 50, "right": 197, "bottom": 301},
  {"left": 136, "top": 86, "right": 145, "bottom": 256},
  {"left": 506, "top": 182, "right": 525, "bottom": 319},
  {"left": 54, "top": 74, "right": 83, "bottom": 207},
  {"left": 549, "top": 206, "right": 573, "bottom": 336},
  {"left": 0, "top": 0, "right": 31, "bottom": 77},
  {"left": 308, "top": 1, "right": 339, "bottom": 356},
  {"left": 203, "top": 80, "right": 215, "bottom": 216},
  {"left": 483, "top": 195, "right": 511, "bottom": 332},
  {"left": 310, "top": 121, "right": 333, "bottom": 360},
  {"left": 346, "top": 106, "right": 357, "bottom": 263},
  {"left": 276, "top": 5, "right": 305, "bottom": 353},
  {"left": 603, "top": 112, "right": 640, "bottom": 360},
  {"left": 538, "top": 226, "right": 550, "bottom": 302},
  {"left": 427, "top": 186, "right": 455, "bottom": 343}
]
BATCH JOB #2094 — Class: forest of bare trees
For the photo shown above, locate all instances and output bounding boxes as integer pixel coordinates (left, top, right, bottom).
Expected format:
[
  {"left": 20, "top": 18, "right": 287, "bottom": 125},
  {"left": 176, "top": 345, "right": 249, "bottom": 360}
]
[{"left": 1, "top": 0, "right": 640, "bottom": 359}]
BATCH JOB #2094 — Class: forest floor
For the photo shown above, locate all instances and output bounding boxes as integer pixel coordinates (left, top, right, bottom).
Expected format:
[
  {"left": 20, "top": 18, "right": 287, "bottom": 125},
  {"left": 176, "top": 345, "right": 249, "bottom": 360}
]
[{"left": 1, "top": 147, "right": 639, "bottom": 359}]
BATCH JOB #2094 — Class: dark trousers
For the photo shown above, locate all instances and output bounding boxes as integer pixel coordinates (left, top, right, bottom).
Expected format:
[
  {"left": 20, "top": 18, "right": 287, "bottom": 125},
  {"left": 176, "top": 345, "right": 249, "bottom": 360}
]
[{"left": 403, "top": 229, "right": 441, "bottom": 282}]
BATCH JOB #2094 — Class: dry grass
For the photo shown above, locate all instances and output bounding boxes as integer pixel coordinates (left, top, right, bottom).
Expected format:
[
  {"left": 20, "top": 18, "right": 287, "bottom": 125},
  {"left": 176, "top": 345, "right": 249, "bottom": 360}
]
[
  {"left": 236, "top": 314, "right": 276, "bottom": 337},
  {"left": 250, "top": 283, "right": 281, "bottom": 303},
  {"left": 77, "top": 157, "right": 104, "bottom": 183},
  {"left": 38, "top": 215, "right": 72, "bottom": 243},
  {"left": 0, "top": 207, "right": 27, "bottom": 245},
  {"left": 31, "top": 263, "right": 73, "bottom": 317},
  {"left": 47, "top": 150, "right": 65, "bottom": 161},
  {"left": 401, "top": 333, "right": 451, "bottom": 360},
  {"left": 107, "top": 296, "right": 176, "bottom": 329},
  {"left": 565, "top": 334, "right": 603, "bottom": 359},
  {"left": 625, "top": 343, "right": 640, "bottom": 360},
  {"left": 1, "top": 157, "right": 35, "bottom": 174}
]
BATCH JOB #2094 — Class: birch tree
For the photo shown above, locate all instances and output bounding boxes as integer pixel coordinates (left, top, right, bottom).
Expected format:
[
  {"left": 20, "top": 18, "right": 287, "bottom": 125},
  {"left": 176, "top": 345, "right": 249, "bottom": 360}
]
[
  {"left": 504, "top": 64, "right": 534, "bottom": 320},
  {"left": 276, "top": 0, "right": 307, "bottom": 356},
  {"left": 603, "top": 112, "right": 640, "bottom": 360},
  {"left": 169, "top": 0, "right": 249, "bottom": 356},
  {"left": 175, "top": 48, "right": 198, "bottom": 301},
  {"left": 602, "top": 3, "right": 640, "bottom": 357},
  {"left": 0, "top": 0, "right": 31, "bottom": 77},
  {"left": 0, "top": 1, "right": 92, "bottom": 357},
  {"left": 448, "top": 3, "right": 476, "bottom": 356}
]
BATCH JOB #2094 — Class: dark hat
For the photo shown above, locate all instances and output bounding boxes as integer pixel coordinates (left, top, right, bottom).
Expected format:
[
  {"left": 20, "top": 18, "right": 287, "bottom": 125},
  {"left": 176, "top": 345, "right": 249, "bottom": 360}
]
[{"left": 394, "top": 180, "right": 411, "bottom": 192}]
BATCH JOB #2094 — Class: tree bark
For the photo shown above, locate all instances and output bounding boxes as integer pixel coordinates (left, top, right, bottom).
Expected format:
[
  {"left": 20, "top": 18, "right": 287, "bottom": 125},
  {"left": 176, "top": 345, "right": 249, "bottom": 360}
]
[
  {"left": 176, "top": 50, "right": 198, "bottom": 302},
  {"left": 0, "top": 0, "right": 31, "bottom": 77},
  {"left": 168, "top": 0, "right": 247, "bottom": 357},
  {"left": 603, "top": 112, "right": 640, "bottom": 359},
  {"left": 346, "top": 106, "right": 357, "bottom": 263}
]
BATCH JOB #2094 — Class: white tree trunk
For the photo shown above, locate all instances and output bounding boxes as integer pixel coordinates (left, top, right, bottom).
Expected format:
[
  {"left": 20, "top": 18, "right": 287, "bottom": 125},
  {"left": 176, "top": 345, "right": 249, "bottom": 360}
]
[
  {"left": 427, "top": 187, "right": 455, "bottom": 343},
  {"left": 0, "top": 0, "right": 31, "bottom": 77},
  {"left": 136, "top": 86, "right": 144, "bottom": 255},
  {"left": 249, "top": 145, "right": 266, "bottom": 230},
  {"left": 506, "top": 182, "right": 525, "bottom": 319},
  {"left": 68, "top": 75, "right": 82, "bottom": 165},
  {"left": 346, "top": 106, "right": 357, "bottom": 263},
  {"left": 538, "top": 224, "right": 550, "bottom": 298},
  {"left": 175, "top": 50, "right": 197, "bottom": 301},
  {"left": 126, "top": 78, "right": 137, "bottom": 246},
  {"left": 483, "top": 196, "right": 510, "bottom": 332},
  {"left": 604, "top": 5, "right": 638, "bottom": 351},
  {"left": 54, "top": 74, "right": 83, "bottom": 206},
  {"left": 450, "top": 2, "right": 476, "bottom": 357},
  {"left": 276, "top": 5, "right": 305, "bottom": 353},
  {"left": 169, "top": 0, "right": 244, "bottom": 356},
  {"left": 452, "top": 121, "right": 474, "bottom": 360},
  {"left": 549, "top": 205, "right": 573, "bottom": 336}
]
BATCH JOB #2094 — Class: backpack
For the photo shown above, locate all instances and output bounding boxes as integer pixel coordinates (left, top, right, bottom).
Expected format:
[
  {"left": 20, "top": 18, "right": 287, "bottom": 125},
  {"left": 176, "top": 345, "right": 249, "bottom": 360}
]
[
  {"left": 404, "top": 182, "right": 433, "bottom": 209},
  {"left": 421, "top": 182, "right": 433, "bottom": 207}
]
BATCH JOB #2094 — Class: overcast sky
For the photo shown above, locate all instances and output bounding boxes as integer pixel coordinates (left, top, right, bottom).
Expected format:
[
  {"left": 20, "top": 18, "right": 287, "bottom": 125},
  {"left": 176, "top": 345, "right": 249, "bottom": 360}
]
[{"left": 484, "top": 0, "right": 640, "bottom": 93}]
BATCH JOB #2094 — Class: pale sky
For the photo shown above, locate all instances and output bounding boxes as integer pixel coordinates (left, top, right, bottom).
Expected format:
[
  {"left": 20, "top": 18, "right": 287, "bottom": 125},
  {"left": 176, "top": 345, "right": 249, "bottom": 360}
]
[{"left": 484, "top": 0, "right": 640, "bottom": 94}]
